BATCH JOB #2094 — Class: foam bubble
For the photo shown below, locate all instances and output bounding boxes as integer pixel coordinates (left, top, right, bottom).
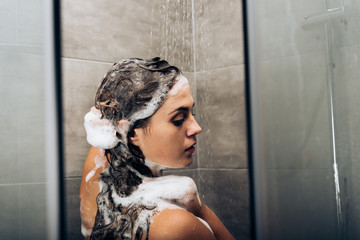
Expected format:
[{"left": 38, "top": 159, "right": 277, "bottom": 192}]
[
  {"left": 144, "top": 158, "right": 169, "bottom": 177},
  {"left": 168, "top": 75, "right": 189, "bottom": 96},
  {"left": 129, "top": 75, "right": 174, "bottom": 122},
  {"left": 110, "top": 175, "right": 205, "bottom": 231},
  {"left": 129, "top": 75, "right": 189, "bottom": 123},
  {"left": 84, "top": 110, "right": 120, "bottom": 149}
]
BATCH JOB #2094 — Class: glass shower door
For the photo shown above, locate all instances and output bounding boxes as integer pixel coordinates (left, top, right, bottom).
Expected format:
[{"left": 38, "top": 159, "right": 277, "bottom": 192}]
[
  {"left": 247, "top": 0, "right": 360, "bottom": 239},
  {"left": 0, "top": 0, "right": 61, "bottom": 239}
]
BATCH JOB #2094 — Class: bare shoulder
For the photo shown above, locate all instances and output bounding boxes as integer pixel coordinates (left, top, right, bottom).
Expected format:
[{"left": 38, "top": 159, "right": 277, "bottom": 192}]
[
  {"left": 148, "top": 208, "right": 217, "bottom": 240},
  {"left": 80, "top": 147, "right": 109, "bottom": 238}
]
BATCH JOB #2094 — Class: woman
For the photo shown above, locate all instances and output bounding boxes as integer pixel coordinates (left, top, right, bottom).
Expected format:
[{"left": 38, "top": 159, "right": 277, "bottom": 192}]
[{"left": 80, "top": 58, "right": 235, "bottom": 240}]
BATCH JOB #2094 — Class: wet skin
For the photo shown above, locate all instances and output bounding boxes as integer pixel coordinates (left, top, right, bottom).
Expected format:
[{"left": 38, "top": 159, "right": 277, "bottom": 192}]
[
  {"left": 130, "top": 82, "right": 202, "bottom": 171},
  {"left": 80, "top": 79, "right": 235, "bottom": 240}
]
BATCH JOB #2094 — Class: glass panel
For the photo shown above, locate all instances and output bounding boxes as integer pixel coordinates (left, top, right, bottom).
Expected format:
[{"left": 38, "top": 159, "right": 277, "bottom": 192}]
[
  {"left": 0, "top": 0, "right": 58, "bottom": 239},
  {"left": 332, "top": 0, "right": 360, "bottom": 238},
  {"left": 248, "top": 0, "right": 360, "bottom": 239}
]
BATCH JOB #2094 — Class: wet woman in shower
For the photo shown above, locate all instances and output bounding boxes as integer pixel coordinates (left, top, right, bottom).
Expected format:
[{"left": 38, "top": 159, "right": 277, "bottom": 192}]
[{"left": 80, "top": 58, "right": 235, "bottom": 240}]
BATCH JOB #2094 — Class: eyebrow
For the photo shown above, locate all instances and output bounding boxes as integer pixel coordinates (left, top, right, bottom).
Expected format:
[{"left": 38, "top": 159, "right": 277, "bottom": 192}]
[{"left": 169, "top": 103, "right": 195, "bottom": 115}]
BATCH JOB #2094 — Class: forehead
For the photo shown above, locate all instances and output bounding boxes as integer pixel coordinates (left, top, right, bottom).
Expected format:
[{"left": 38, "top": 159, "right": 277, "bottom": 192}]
[{"left": 162, "top": 82, "right": 193, "bottom": 111}]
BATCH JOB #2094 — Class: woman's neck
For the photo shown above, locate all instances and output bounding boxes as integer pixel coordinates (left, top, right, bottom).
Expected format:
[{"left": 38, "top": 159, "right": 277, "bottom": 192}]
[{"left": 144, "top": 158, "right": 169, "bottom": 177}]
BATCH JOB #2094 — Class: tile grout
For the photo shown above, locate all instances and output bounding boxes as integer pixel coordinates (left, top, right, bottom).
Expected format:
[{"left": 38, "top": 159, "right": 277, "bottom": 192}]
[
  {"left": 193, "top": 63, "right": 245, "bottom": 74},
  {"left": 61, "top": 57, "right": 114, "bottom": 65}
]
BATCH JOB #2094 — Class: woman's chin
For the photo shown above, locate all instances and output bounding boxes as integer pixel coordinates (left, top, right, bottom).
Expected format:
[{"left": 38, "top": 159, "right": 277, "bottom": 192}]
[{"left": 179, "top": 156, "right": 193, "bottom": 168}]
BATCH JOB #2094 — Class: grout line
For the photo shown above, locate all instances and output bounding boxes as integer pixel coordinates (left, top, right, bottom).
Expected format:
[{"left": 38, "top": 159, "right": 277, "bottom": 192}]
[
  {"left": 61, "top": 57, "right": 114, "bottom": 65},
  {"left": 191, "top": 0, "right": 197, "bottom": 75},
  {"left": 194, "top": 63, "right": 245, "bottom": 74},
  {"left": 191, "top": 0, "right": 201, "bottom": 177},
  {"left": 196, "top": 168, "right": 249, "bottom": 171},
  {"left": 0, "top": 181, "right": 48, "bottom": 187},
  {"left": 64, "top": 176, "right": 82, "bottom": 179},
  {"left": 266, "top": 168, "right": 336, "bottom": 170},
  {"left": 0, "top": 43, "right": 42, "bottom": 47}
]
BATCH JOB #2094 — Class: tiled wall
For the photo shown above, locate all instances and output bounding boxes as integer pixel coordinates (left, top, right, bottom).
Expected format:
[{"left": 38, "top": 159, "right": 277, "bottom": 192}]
[
  {"left": 0, "top": 0, "right": 47, "bottom": 239},
  {"left": 62, "top": 0, "right": 249, "bottom": 239}
]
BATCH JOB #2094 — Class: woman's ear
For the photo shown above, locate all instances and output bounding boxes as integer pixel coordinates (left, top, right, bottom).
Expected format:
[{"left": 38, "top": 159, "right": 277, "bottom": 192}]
[{"left": 128, "top": 128, "right": 141, "bottom": 147}]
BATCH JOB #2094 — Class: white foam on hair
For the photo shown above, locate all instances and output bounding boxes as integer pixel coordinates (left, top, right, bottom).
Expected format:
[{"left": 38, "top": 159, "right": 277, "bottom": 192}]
[
  {"left": 84, "top": 110, "right": 120, "bottom": 149},
  {"left": 129, "top": 75, "right": 188, "bottom": 123},
  {"left": 168, "top": 75, "right": 189, "bottom": 96},
  {"left": 110, "top": 175, "right": 212, "bottom": 233},
  {"left": 129, "top": 75, "right": 175, "bottom": 122}
]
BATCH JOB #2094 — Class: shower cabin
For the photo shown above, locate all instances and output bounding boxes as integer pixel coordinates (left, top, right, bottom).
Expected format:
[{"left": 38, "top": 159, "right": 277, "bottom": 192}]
[{"left": 1, "top": 0, "right": 360, "bottom": 239}]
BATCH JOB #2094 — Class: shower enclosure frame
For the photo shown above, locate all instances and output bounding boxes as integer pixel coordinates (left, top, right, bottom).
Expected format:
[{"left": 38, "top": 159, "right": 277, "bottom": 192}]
[
  {"left": 44, "top": 0, "right": 65, "bottom": 239},
  {"left": 242, "top": 0, "right": 265, "bottom": 238}
]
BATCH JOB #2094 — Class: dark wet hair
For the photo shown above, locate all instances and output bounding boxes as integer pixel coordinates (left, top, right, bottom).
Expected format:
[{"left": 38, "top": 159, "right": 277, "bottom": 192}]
[{"left": 90, "top": 57, "right": 181, "bottom": 240}]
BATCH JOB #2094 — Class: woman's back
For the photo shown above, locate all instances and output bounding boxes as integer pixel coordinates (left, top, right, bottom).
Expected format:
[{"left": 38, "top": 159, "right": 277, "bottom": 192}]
[{"left": 80, "top": 147, "right": 234, "bottom": 240}]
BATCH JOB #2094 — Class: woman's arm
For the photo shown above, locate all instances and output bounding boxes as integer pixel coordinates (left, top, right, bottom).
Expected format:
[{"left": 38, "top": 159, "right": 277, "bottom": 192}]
[
  {"left": 173, "top": 180, "right": 235, "bottom": 240},
  {"left": 148, "top": 198, "right": 234, "bottom": 240},
  {"left": 148, "top": 208, "right": 217, "bottom": 240},
  {"left": 155, "top": 177, "right": 235, "bottom": 240},
  {"left": 197, "top": 202, "right": 235, "bottom": 240},
  {"left": 79, "top": 147, "right": 108, "bottom": 239},
  {"left": 184, "top": 195, "right": 235, "bottom": 240}
]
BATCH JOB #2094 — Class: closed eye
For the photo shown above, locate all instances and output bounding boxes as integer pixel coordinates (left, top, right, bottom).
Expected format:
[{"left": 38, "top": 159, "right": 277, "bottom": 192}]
[
  {"left": 173, "top": 119, "right": 185, "bottom": 126},
  {"left": 172, "top": 113, "right": 186, "bottom": 126}
]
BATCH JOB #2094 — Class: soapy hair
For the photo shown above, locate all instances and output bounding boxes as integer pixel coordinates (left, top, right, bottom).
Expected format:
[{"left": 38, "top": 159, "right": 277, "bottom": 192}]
[{"left": 90, "top": 57, "right": 180, "bottom": 240}]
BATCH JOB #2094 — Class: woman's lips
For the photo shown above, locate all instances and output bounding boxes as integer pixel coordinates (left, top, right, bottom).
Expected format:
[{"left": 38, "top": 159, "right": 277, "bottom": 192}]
[{"left": 185, "top": 145, "right": 195, "bottom": 154}]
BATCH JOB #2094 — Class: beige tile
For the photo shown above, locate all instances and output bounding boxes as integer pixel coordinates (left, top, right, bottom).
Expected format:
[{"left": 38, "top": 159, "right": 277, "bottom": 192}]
[
  {"left": 62, "top": 58, "right": 112, "bottom": 177},
  {"left": 62, "top": 0, "right": 196, "bottom": 71},
  {"left": 63, "top": 1, "right": 153, "bottom": 61},
  {"left": 196, "top": 65, "right": 247, "bottom": 168},
  {"left": 194, "top": 0, "right": 244, "bottom": 71},
  {"left": 198, "top": 169, "right": 250, "bottom": 240},
  {"left": 149, "top": 0, "right": 194, "bottom": 72}
]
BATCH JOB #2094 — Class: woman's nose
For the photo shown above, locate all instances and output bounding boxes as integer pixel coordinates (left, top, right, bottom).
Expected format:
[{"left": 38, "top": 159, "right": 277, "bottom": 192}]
[{"left": 187, "top": 116, "right": 202, "bottom": 137}]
